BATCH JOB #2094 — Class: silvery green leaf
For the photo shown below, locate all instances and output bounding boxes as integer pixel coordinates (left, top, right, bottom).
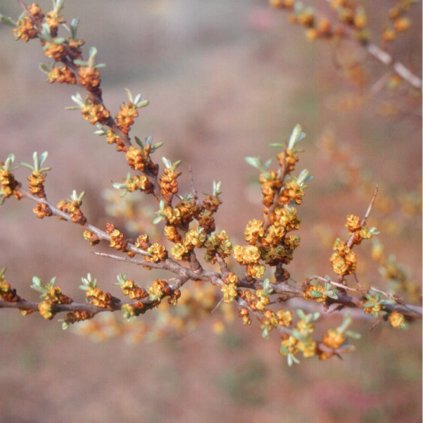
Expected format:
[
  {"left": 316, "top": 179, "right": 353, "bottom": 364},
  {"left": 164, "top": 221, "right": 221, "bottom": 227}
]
[
  {"left": 368, "top": 227, "right": 379, "bottom": 235},
  {"left": 213, "top": 180, "right": 222, "bottom": 196},
  {"left": 87, "top": 46, "right": 98, "bottom": 68},
  {"left": 245, "top": 156, "right": 262, "bottom": 170},
  {"left": 70, "top": 18, "right": 79, "bottom": 38},
  {"left": 71, "top": 190, "right": 85, "bottom": 202},
  {"left": 153, "top": 215, "right": 164, "bottom": 225},
  {"left": 80, "top": 273, "right": 96, "bottom": 290},
  {"left": 94, "top": 125, "right": 106, "bottom": 136},
  {"left": 70, "top": 93, "right": 84, "bottom": 107},
  {"left": 296, "top": 309, "right": 306, "bottom": 320},
  {"left": 73, "top": 59, "right": 88, "bottom": 66},
  {"left": 287, "top": 354, "right": 293, "bottom": 366},
  {"left": 287, "top": 353, "right": 300, "bottom": 366},
  {"left": 30, "top": 276, "right": 44, "bottom": 293},
  {"left": 338, "top": 316, "right": 352, "bottom": 333},
  {"left": 151, "top": 142, "right": 163, "bottom": 153},
  {"left": 112, "top": 182, "right": 124, "bottom": 190},
  {"left": 261, "top": 326, "right": 269, "bottom": 339},
  {"left": 4, "top": 154, "right": 15, "bottom": 168},
  {"left": 124, "top": 88, "right": 134, "bottom": 103},
  {"left": 52, "top": 37, "right": 66, "bottom": 45},
  {"left": 345, "top": 330, "right": 361, "bottom": 339},
  {"left": 162, "top": 157, "right": 172, "bottom": 169},
  {"left": 262, "top": 278, "right": 274, "bottom": 296},
  {"left": 20, "top": 162, "right": 34, "bottom": 171},
  {"left": 296, "top": 169, "right": 313, "bottom": 186},
  {"left": 116, "top": 274, "right": 127, "bottom": 285},
  {"left": 288, "top": 124, "right": 306, "bottom": 150},
  {"left": 61, "top": 321, "right": 70, "bottom": 330},
  {"left": 40, "top": 23, "right": 53, "bottom": 41},
  {"left": 95, "top": 63, "right": 106, "bottom": 69},
  {"left": 88, "top": 46, "right": 98, "bottom": 58},
  {"left": 39, "top": 63, "right": 51, "bottom": 74},
  {"left": 133, "top": 94, "right": 142, "bottom": 105},
  {"left": 53, "top": 0, "right": 65, "bottom": 12},
  {"left": 0, "top": 15, "right": 17, "bottom": 27},
  {"left": 137, "top": 99, "right": 149, "bottom": 108},
  {"left": 291, "top": 329, "right": 303, "bottom": 340},
  {"left": 39, "top": 152, "right": 48, "bottom": 167},
  {"left": 263, "top": 159, "right": 272, "bottom": 170},
  {"left": 134, "top": 136, "right": 144, "bottom": 148},
  {"left": 310, "top": 312, "right": 320, "bottom": 321}
]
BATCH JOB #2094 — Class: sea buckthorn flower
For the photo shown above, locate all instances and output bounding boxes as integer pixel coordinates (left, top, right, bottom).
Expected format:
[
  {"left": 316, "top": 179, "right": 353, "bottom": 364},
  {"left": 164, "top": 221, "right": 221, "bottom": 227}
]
[
  {"left": 83, "top": 229, "right": 100, "bottom": 246},
  {"left": 0, "top": 155, "right": 22, "bottom": 203},
  {"left": 105, "top": 223, "right": 127, "bottom": 251},
  {"left": 32, "top": 202, "right": 52, "bottom": 219},
  {"left": 113, "top": 174, "right": 153, "bottom": 194},
  {"left": 57, "top": 190, "right": 87, "bottom": 225},
  {"left": 117, "top": 274, "right": 148, "bottom": 300},
  {"left": 244, "top": 219, "right": 265, "bottom": 245},
  {"left": 164, "top": 225, "right": 182, "bottom": 243},
  {"left": 47, "top": 66, "right": 77, "bottom": 84},
  {"left": 330, "top": 238, "right": 357, "bottom": 276},
  {"left": 13, "top": 15, "right": 38, "bottom": 42},
  {"left": 159, "top": 158, "right": 181, "bottom": 202},
  {"left": 116, "top": 102, "right": 138, "bottom": 134},
  {"left": 80, "top": 274, "right": 113, "bottom": 308},
  {"left": 363, "top": 292, "right": 383, "bottom": 317},
  {"left": 221, "top": 272, "right": 238, "bottom": 303},
  {"left": 148, "top": 279, "right": 171, "bottom": 302},
  {"left": 31, "top": 276, "right": 73, "bottom": 320},
  {"left": 171, "top": 243, "right": 190, "bottom": 261},
  {"left": 125, "top": 146, "right": 147, "bottom": 171},
  {"left": 0, "top": 269, "right": 21, "bottom": 303},
  {"left": 45, "top": 9, "right": 64, "bottom": 32},
  {"left": 346, "top": 214, "right": 361, "bottom": 232},
  {"left": 204, "top": 230, "right": 233, "bottom": 263},
  {"left": 184, "top": 227, "right": 207, "bottom": 249},
  {"left": 233, "top": 245, "right": 261, "bottom": 265},
  {"left": 78, "top": 66, "right": 101, "bottom": 90},
  {"left": 277, "top": 309, "right": 293, "bottom": 327},
  {"left": 145, "top": 243, "right": 168, "bottom": 263},
  {"left": 388, "top": 311, "right": 406, "bottom": 329},
  {"left": 239, "top": 308, "right": 252, "bottom": 326},
  {"left": 134, "top": 234, "right": 150, "bottom": 250},
  {"left": 105, "top": 129, "right": 126, "bottom": 151},
  {"left": 80, "top": 101, "right": 110, "bottom": 125}
]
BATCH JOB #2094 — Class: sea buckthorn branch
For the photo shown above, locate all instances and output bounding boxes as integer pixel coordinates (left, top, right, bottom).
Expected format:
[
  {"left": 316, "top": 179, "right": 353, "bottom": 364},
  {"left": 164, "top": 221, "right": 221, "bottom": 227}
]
[
  {"left": 317, "top": 130, "right": 421, "bottom": 301},
  {"left": 3, "top": 0, "right": 165, "bottom": 202},
  {"left": 1, "top": 2, "right": 421, "bottom": 365},
  {"left": 95, "top": 249, "right": 422, "bottom": 320},
  {"left": 0, "top": 270, "right": 186, "bottom": 326},
  {"left": 269, "top": 0, "right": 422, "bottom": 90}
]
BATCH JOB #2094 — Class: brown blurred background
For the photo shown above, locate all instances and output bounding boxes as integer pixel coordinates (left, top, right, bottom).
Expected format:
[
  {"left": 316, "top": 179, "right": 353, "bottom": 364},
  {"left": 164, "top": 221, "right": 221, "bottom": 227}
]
[{"left": 0, "top": 1, "right": 421, "bottom": 422}]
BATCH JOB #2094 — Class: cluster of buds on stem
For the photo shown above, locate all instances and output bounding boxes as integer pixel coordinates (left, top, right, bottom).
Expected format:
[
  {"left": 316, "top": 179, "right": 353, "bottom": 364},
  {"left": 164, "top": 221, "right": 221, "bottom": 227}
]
[{"left": 57, "top": 190, "right": 87, "bottom": 224}]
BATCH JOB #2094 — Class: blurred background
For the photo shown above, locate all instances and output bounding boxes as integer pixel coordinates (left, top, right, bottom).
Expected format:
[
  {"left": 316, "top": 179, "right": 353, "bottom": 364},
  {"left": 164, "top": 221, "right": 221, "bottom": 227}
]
[{"left": 0, "top": 1, "right": 421, "bottom": 422}]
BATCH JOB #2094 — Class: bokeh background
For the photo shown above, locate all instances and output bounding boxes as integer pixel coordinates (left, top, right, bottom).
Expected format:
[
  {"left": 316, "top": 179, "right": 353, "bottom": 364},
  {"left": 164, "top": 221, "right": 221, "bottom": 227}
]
[{"left": 0, "top": 1, "right": 421, "bottom": 422}]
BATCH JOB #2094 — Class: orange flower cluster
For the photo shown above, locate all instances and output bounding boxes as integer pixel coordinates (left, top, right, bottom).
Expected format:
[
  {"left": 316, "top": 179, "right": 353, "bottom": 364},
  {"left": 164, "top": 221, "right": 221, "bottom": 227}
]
[{"left": 57, "top": 196, "right": 87, "bottom": 225}]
